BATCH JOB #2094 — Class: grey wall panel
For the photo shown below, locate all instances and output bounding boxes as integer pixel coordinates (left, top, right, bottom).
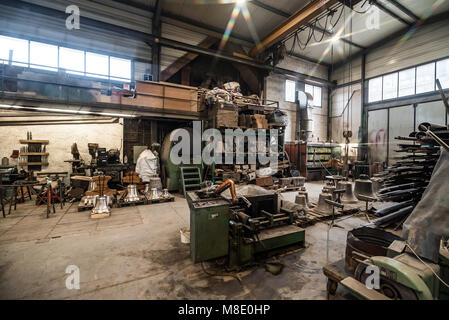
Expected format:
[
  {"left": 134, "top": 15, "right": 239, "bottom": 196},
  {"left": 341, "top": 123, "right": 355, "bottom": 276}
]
[
  {"left": 330, "top": 84, "right": 362, "bottom": 144},
  {"left": 388, "top": 105, "right": 414, "bottom": 165},
  {"left": 366, "top": 19, "right": 449, "bottom": 79},
  {"left": 368, "top": 109, "right": 388, "bottom": 163}
]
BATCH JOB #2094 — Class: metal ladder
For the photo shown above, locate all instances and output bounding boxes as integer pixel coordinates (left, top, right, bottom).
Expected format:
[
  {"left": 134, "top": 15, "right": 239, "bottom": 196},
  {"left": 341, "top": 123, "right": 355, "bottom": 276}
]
[{"left": 180, "top": 167, "right": 202, "bottom": 197}]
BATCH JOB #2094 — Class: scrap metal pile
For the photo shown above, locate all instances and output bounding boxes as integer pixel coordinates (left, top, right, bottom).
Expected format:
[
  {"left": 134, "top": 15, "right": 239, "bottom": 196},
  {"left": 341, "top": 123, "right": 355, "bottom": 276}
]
[{"left": 372, "top": 122, "right": 449, "bottom": 228}]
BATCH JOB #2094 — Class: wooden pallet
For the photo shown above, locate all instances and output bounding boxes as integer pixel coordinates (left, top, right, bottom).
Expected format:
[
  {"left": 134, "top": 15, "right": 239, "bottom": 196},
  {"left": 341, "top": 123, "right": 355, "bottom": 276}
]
[
  {"left": 116, "top": 197, "right": 146, "bottom": 207},
  {"left": 90, "top": 212, "right": 111, "bottom": 219},
  {"left": 145, "top": 195, "right": 175, "bottom": 204},
  {"left": 295, "top": 207, "right": 361, "bottom": 228}
]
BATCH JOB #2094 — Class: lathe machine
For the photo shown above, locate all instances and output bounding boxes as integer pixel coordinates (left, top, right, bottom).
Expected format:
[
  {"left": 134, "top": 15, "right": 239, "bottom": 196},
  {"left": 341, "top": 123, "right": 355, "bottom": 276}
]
[{"left": 187, "top": 180, "right": 305, "bottom": 269}]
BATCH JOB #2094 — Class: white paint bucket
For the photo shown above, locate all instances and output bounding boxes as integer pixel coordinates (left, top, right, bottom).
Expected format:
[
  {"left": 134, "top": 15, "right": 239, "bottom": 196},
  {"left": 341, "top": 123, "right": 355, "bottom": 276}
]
[{"left": 180, "top": 229, "right": 190, "bottom": 244}]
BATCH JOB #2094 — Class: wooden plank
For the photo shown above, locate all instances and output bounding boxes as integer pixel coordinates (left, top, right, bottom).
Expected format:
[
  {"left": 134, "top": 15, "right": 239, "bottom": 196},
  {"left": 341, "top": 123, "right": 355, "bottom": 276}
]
[{"left": 19, "top": 140, "right": 49, "bottom": 144}]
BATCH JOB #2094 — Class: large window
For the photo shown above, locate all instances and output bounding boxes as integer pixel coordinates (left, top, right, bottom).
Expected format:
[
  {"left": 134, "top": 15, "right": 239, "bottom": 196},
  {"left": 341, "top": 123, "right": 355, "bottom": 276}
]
[
  {"left": 398, "top": 68, "right": 415, "bottom": 97},
  {"left": 368, "top": 58, "right": 449, "bottom": 104},
  {"left": 30, "top": 41, "right": 58, "bottom": 71},
  {"left": 110, "top": 57, "right": 132, "bottom": 81},
  {"left": 368, "top": 77, "right": 382, "bottom": 102},
  {"left": 436, "top": 58, "right": 449, "bottom": 89},
  {"left": 86, "top": 52, "right": 109, "bottom": 79},
  {"left": 382, "top": 73, "right": 398, "bottom": 100},
  {"left": 0, "top": 35, "right": 28, "bottom": 67},
  {"left": 305, "top": 84, "right": 322, "bottom": 107},
  {"left": 416, "top": 63, "right": 435, "bottom": 94},
  {"left": 59, "top": 47, "right": 84, "bottom": 75},
  {"left": 285, "top": 80, "right": 296, "bottom": 102},
  {"left": 0, "top": 35, "right": 132, "bottom": 82}
]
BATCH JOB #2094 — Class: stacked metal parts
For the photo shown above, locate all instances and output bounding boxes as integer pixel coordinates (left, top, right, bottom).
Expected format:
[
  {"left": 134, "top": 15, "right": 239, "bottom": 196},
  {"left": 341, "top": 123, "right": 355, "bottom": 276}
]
[{"left": 372, "top": 122, "right": 449, "bottom": 228}]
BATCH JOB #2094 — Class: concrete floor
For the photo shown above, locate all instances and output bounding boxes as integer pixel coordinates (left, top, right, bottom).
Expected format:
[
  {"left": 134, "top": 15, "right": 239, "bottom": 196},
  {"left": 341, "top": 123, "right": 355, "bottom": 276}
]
[{"left": 0, "top": 182, "right": 369, "bottom": 300}]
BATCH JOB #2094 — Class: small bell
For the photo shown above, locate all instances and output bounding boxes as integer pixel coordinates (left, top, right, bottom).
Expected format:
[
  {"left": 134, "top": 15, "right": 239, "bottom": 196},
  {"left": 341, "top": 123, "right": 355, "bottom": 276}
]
[
  {"left": 92, "top": 195, "right": 111, "bottom": 215},
  {"left": 125, "top": 184, "right": 140, "bottom": 202}
]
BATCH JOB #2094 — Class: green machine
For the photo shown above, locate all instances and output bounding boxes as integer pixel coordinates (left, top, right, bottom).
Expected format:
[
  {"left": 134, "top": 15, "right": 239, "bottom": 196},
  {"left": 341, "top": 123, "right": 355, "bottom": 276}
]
[
  {"left": 351, "top": 240, "right": 449, "bottom": 300},
  {"left": 187, "top": 184, "right": 306, "bottom": 268}
]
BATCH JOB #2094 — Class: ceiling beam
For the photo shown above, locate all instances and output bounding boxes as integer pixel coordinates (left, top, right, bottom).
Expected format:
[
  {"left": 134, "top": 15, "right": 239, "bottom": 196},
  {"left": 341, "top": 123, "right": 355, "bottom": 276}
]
[
  {"left": 372, "top": 0, "right": 413, "bottom": 26},
  {"left": 386, "top": 0, "right": 420, "bottom": 21},
  {"left": 333, "top": 10, "right": 449, "bottom": 70}
]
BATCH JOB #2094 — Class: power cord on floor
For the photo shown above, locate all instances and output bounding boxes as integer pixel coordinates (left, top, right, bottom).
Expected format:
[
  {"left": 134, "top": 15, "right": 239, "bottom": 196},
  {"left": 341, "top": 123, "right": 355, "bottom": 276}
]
[
  {"left": 405, "top": 242, "right": 449, "bottom": 289},
  {"left": 201, "top": 261, "right": 242, "bottom": 285}
]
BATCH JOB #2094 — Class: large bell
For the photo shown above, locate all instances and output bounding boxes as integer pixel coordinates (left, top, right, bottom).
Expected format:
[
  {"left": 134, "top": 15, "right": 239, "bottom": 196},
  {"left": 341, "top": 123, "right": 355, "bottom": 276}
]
[
  {"left": 297, "top": 187, "right": 312, "bottom": 207},
  {"left": 314, "top": 192, "right": 333, "bottom": 214},
  {"left": 323, "top": 184, "right": 337, "bottom": 201},
  {"left": 125, "top": 184, "right": 140, "bottom": 202},
  {"left": 92, "top": 195, "right": 111, "bottom": 215},
  {"left": 295, "top": 194, "right": 309, "bottom": 210},
  {"left": 354, "top": 175, "right": 376, "bottom": 200},
  {"left": 337, "top": 181, "right": 358, "bottom": 204},
  {"left": 371, "top": 177, "right": 383, "bottom": 194}
]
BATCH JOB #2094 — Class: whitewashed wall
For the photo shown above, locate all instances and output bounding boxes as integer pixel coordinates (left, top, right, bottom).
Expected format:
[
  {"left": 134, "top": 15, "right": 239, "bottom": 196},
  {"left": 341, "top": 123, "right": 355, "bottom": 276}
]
[
  {"left": 265, "top": 55, "right": 329, "bottom": 142},
  {"left": 0, "top": 116, "right": 123, "bottom": 174}
]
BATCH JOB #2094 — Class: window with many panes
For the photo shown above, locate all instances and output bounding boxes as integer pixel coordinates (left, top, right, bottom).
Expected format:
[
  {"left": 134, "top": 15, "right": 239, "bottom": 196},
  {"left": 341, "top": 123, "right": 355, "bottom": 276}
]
[
  {"left": 398, "top": 68, "right": 415, "bottom": 97},
  {"left": 368, "top": 77, "right": 382, "bottom": 103},
  {"left": 285, "top": 80, "right": 296, "bottom": 102},
  {"left": 0, "top": 35, "right": 132, "bottom": 82},
  {"left": 305, "top": 84, "right": 322, "bottom": 107},
  {"left": 416, "top": 63, "right": 435, "bottom": 94},
  {"left": 436, "top": 58, "right": 449, "bottom": 89},
  {"left": 382, "top": 73, "right": 398, "bottom": 100},
  {"left": 367, "top": 57, "right": 449, "bottom": 104}
]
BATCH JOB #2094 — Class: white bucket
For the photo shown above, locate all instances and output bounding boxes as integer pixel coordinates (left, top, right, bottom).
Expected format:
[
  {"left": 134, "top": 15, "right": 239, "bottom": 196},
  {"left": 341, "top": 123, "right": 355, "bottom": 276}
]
[{"left": 180, "top": 229, "right": 190, "bottom": 244}]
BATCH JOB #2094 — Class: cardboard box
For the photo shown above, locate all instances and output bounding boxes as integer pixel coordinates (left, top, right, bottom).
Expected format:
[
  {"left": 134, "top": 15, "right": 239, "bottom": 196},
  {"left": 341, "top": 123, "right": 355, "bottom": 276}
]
[
  {"left": 256, "top": 176, "right": 273, "bottom": 187},
  {"left": 122, "top": 81, "right": 199, "bottom": 112}
]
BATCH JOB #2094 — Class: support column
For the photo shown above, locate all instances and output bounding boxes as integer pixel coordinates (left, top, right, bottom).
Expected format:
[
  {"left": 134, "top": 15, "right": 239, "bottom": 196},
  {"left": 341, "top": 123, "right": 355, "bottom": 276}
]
[
  {"left": 360, "top": 54, "right": 368, "bottom": 161},
  {"left": 152, "top": 0, "right": 162, "bottom": 81}
]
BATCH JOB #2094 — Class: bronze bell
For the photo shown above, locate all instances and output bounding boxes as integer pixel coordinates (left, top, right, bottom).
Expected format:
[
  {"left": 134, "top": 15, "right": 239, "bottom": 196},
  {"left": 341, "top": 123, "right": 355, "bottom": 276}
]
[
  {"left": 92, "top": 195, "right": 111, "bottom": 215},
  {"left": 371, "top": 177, "right": 383, "bottom": 194},
  {"left": 314, "top": 192, "right": 333, "bottom": 214},
  {"left": 297, "top": 187, "right": 312, "bottom": 207},
  {"left": 337, "top": 181, "right": 358, "bottom": 204},
  {"left": 354, "top": 174, "right": 376, "bottom": 200},
  {"left": 125, "top": 184, "right": 140, "bottom": 203},
  {"left": 295, "top": 194, "right": 309, "bottom": 210},
  {"left": 323, "top": 184, "right": 337, "bottom": 201}
]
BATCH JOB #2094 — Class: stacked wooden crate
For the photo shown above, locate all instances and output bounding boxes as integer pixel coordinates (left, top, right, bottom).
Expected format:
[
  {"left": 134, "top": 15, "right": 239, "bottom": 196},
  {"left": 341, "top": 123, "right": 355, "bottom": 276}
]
[{"left": 121, "top": 81, "right": 200, "bottom": 112}]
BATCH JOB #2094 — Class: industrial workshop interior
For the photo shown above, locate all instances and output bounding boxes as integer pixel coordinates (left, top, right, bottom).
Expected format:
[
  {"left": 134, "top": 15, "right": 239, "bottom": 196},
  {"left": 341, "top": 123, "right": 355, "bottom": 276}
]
[{"left": 1, "top": 0, "right": 449, "bottom": 306}]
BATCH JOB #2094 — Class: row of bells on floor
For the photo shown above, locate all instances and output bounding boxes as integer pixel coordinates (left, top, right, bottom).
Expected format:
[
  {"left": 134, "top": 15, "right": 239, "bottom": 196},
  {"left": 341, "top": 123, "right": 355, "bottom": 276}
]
[
  {"left": 294, "top": 175, "right": 382, "bottom": 215},
  {"left": 91, "top": 177, "right": 169, "bottom": 214}
]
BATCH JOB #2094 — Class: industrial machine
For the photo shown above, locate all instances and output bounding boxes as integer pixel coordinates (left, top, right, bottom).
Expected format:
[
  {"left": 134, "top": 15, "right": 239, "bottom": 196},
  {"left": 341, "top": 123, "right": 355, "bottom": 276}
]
[
  {"left": 187, "top": 180, "right": 305, "bottom": 269},
  {"left": 323, "top": 123, "right": 449, "bottom": 300}
]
